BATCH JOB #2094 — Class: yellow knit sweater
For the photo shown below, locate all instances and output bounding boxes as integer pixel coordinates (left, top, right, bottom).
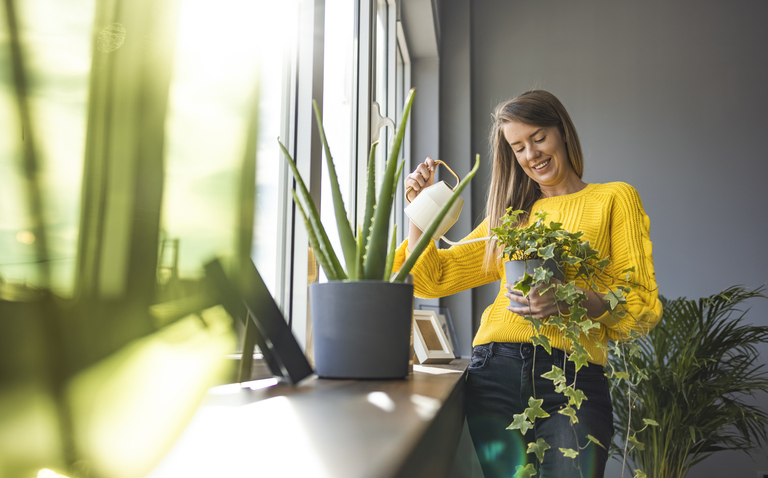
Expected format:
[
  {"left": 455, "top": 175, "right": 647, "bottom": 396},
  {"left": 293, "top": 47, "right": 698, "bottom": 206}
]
[{"left": 392, "top": 182, "right": 662, "bottom": 366}]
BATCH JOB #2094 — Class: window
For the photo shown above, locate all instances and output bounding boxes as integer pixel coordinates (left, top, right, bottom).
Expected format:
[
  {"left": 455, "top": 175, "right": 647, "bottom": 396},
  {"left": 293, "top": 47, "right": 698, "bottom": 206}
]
[
  {"left": 162, "top": 0, "right": 299, "bottom": 299},
  {"left": 1, "top": 0, "right": 411, "bottom": 357},
  {"left": 0, "top": 0, "right": 94, "bottom": 295},
  {"left": 320, "top": 0, "right": 358, "bottom": 279}
]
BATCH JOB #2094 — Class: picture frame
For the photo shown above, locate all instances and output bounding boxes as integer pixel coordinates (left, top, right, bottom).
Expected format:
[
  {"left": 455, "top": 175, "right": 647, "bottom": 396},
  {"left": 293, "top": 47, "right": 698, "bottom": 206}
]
[
  {"left": 204, "top": 258, "right": 313, "bottom": 385},
  {"left": 412, "top": 309, "right": 454, "bottom": 364},
  {"left": 417, "top": 304, "right": 460, "bottom": 358}
]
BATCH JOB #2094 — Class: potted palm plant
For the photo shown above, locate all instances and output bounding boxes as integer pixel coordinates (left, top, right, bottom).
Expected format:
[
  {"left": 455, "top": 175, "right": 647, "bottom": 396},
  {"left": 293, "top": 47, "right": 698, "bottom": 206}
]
[
  {"left": 279, "top": 88, "right": 480, "bottom": 379},
  {"left": 610, "top": 286, "right": 768, "bottom": 478}
]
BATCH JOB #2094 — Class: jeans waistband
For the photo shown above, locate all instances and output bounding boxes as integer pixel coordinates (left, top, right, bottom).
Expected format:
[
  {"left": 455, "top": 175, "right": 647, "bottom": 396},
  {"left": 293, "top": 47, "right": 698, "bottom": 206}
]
[{"left": 475, "top": 341, "right": 569, "bottom": 363}]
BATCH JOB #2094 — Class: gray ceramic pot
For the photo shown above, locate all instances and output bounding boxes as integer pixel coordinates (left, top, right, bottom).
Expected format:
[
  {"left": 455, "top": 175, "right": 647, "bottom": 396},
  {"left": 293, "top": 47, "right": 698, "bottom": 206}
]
[
  {"left": 309, "top": 280, "right": 414, "bottom": 379},
  {"left": 504, "top": 258, "right": 564, "bottom": 303}
]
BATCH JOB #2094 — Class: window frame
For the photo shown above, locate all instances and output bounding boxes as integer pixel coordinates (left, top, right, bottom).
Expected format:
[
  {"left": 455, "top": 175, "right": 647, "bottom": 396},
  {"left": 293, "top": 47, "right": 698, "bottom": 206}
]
[{"left": 278, "top": 0, "right": 412, "bottom": 350}]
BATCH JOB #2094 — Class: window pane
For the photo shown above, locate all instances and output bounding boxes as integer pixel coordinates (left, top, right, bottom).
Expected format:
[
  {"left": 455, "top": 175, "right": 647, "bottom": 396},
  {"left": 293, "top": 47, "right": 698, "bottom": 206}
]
[
  {"left": 252, "top": 1, "right": 298, "bottom": 296},
  {"left": 0, "top": 0, "right": 297, "bottom": 300},
  {"left": 162, "top": 0, "right": 297, "bottom": 296},
  {"left": 374, "top": 1, "right": 388, "bottom": 193},
  {"left": 0, "top": 0, "right": 94, "bottom": 295},
  {"left": 320, "top": 0, "right": 356, "bottom": 278}
]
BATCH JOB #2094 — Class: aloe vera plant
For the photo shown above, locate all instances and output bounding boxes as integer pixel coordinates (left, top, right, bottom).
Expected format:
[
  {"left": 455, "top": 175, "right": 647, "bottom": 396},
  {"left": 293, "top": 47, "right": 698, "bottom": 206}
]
[{"left": 280, "top": 88, "right": 480, "bottom": 282}]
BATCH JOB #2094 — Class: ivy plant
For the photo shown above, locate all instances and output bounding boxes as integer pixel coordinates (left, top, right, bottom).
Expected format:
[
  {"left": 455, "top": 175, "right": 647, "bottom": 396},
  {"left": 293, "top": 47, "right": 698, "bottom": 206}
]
[{"left": 491, "top": 209, "right": 655, "bottom": 478}]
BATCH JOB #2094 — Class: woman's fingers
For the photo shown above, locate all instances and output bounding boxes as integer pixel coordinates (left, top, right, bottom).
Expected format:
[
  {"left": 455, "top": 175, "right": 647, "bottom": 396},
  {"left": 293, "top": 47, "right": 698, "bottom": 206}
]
[{"left": 405, "top": 157, "right": 436, "bottom": 201}]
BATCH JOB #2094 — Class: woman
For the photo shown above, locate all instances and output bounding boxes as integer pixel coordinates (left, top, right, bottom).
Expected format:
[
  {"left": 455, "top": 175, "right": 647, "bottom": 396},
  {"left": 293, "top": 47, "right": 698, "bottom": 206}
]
[{"left": 393, "top": 90, "right": 661, "bottom": 477}]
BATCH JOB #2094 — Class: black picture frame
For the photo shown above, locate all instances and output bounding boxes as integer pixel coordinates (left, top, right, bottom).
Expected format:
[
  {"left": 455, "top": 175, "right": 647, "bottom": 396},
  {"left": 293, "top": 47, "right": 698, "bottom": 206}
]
[
  {"left": 205, "top": 258, "right": 313, "bottom": 385},
  {"left": 417, "top": 304, "right": 461, "bottom": 358}
]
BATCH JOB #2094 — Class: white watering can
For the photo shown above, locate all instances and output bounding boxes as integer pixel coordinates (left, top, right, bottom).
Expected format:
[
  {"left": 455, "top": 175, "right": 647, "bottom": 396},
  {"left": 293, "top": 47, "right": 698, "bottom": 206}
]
[{"left": 404, "top": 160, "right": 490, "bottom": 246}]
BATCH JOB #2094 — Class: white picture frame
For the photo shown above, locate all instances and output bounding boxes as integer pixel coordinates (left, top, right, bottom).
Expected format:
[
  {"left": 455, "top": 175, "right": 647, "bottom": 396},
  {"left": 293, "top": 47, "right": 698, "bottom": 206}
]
[{"left": 412, "top": 310, "right": 454, "bottom": 364}]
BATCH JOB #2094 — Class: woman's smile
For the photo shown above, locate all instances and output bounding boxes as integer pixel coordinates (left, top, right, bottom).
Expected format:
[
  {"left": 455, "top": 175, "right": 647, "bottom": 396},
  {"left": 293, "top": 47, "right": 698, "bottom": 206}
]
[{"left": 532, "top": 158, "right": 551, "bottom": 171}]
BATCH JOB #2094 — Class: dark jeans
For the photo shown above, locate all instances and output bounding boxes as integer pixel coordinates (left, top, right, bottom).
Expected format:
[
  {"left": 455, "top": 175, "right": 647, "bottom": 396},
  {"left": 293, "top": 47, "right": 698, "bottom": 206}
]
[{"left": 465, "top": 342, "right": 613, "bottom": 478}]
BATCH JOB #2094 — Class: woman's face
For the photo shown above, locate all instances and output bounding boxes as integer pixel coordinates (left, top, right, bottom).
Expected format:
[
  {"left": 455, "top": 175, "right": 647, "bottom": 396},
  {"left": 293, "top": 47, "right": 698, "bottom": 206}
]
[{"left": 502, "top": 121, "right": 576, "bottom": 189}]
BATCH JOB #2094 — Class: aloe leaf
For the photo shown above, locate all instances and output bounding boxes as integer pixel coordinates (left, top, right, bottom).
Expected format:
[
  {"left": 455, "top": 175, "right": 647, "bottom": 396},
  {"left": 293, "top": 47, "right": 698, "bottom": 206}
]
[
  {"left": 384, "top": 224, "right": 397, "bottom": 280},
  {"left": 312, "top": 100, "right": 357, "bottom": 277},
  {"left": 364, "top": 88, "right": 416, "bottom": 279},
  {"left": 354, "top": 224, "right": 364, "bottom": 281},
  {"left": 279, "top": 139, "right": 346, "bottom": 280},
  {"left": 393, "top": 154, "right": 481, "bottom": 282},
  {"left": 292, "top": 190, "right": 344, "bottom": 281},
  {"left": 360, "top": 142, "right": 378, "bottom": 257}
]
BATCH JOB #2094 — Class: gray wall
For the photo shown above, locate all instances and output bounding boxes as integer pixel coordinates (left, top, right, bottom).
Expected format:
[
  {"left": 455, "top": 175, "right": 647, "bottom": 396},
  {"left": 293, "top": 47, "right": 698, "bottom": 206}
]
[{"left": 455, "top": 0, "right": 768, "bottom": 476}]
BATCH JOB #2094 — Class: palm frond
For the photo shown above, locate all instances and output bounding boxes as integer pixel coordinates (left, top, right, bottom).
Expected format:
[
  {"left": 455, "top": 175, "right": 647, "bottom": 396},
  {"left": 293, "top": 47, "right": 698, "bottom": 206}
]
[{"left": 611, "top": 285, "right": 768, "bottom": 477}]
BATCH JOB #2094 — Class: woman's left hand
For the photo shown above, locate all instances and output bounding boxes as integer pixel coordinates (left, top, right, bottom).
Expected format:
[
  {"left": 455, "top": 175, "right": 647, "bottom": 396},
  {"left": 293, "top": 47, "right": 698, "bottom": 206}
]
[{"left": 505, "top": 279, "right": 565, "bottom": 319}]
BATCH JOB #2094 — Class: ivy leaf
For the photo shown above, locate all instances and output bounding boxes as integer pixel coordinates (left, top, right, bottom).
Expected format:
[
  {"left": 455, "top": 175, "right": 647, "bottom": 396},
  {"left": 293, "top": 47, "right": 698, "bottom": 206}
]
[
  {"left": 525, "top": 316, "right": 546, "bottom": 333},
  {"left": 558, "top": 406, "right": 579, "bottom": 425},
  {"left": 643, "top": 418, "right": 659, "bottom": 427},
  {"left": 586, "top": 434, "right": 606, "bottom": 449},
  {"left": 628, "top": 433, "right": 645, "bottom": 451},
  {"left": 606, "top": 288, "right": 627, "bottom": 310},
  {"left": 555, "top": 281, "right": 580, "bottom": 304},
  {"left": 547, "top": 316, "right": 566, "bottom": 329},
  {"left": 564, "top": 387, "right": 588, "bottom": 409},
  {"left": 513, "top": 463, "right": 538, "bottom": 478},
  {"left": 524, "top": 397, "right": 550, "bottom": 421},
  {"left": 549, "top": 221, "right": 563, "bottom": 231},
  {"left": 531, "top": 335, "right": 552, "bottom": 355},
  {"left": 539, "top": 283, "right": 557, "bottom": 295},
  {"left": 533, "top": 266, "right": 554, "bottom": 284},
  {"left": 575, "top": 318, "right": 600, "bottom": 334},
  {"left": 513, "top": 273, "right": 533, "bottom": 297},
  {"left": 537, "top": 243, "right": 555, "bottom": 261},
  {"left": 634, "top": 470, "right": 647, "bottom": 478},
  {"left": 627, "top": 329, "right": 642, "bottom": 340},
  {"left": 542, "top": 365, "right": 566, "bottom": 385},
  {"left": 559, "top": 447, "right": 579, "bottom": 459},
  {"left": 562, "top": 254, "right": 582, "bottom": 266},
  {"left": 527, "top": 438, "right": 551, "bottom": 462},
  {"left": 531, "top": 334, "right": 552, "bottom": 354},
  {"left": 508, "top": 413, "right": 534, "bottom": 434},
  {"left": 612, "top": 371, "right": 630, "bottom": 381},
  {"left": 624, "top": 342, "right": 642, "bottom": 358},
  {"left": 594, "top": 258, "right": 611, "bottom": 269},
  {"left": 565, "top": 328, "right": 580, "bottom": 344},
  {"left": 570, "top": 341, "right": 588, "bottom": 357},
  {"left": 569, "top": 305, "right": 587, "bottom": 323}
]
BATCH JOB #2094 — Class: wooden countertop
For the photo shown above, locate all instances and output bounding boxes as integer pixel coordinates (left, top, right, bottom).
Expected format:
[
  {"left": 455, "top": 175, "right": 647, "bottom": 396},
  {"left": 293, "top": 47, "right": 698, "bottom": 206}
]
[{"left": 149, "top": 359, "right": 469, "bottom": 478}]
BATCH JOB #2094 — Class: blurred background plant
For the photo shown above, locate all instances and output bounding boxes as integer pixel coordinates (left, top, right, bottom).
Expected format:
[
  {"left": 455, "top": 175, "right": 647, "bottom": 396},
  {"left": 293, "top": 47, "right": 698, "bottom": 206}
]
[
  {"left": 610, "top": 285, "right": 768, "bottom": 478},
  {"left": 0, "top": 0, "right": 275, "bottom": 476}
]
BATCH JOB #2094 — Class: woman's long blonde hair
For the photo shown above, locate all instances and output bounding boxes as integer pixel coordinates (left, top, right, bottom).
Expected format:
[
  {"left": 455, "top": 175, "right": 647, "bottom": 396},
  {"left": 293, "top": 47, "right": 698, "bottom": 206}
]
[{"left": 483, "top": 90, "right": 584, "bottom": 272}]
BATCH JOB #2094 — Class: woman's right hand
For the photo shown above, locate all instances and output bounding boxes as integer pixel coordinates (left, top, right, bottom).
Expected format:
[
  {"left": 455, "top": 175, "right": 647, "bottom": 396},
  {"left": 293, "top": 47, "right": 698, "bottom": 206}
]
[{"left": 405, "top": 157, "right": 436, "bottom": 202}]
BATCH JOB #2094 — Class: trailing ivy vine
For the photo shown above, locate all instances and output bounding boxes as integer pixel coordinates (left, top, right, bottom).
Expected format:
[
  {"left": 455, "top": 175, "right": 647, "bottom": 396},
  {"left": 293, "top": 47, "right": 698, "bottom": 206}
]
[{"left": 491, "top": 209, "right": 657, "bottom": 478}]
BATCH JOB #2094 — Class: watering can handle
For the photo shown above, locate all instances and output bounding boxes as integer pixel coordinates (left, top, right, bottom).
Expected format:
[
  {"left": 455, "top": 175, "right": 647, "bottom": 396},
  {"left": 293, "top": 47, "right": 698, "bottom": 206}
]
[{"left": 405, "top": 160, "right": 461, "bottom": 204}]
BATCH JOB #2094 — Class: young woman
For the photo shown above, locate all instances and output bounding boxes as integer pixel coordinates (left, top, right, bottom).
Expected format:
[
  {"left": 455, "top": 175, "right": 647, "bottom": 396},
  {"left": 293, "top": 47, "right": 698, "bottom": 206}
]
[{"left": 394, "top": 90, "right": 661, "bottom": 477}]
